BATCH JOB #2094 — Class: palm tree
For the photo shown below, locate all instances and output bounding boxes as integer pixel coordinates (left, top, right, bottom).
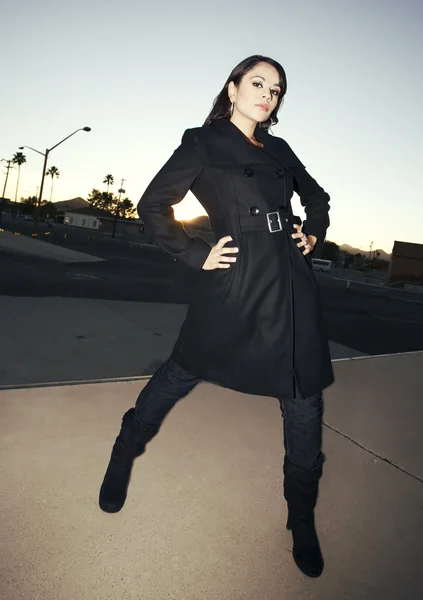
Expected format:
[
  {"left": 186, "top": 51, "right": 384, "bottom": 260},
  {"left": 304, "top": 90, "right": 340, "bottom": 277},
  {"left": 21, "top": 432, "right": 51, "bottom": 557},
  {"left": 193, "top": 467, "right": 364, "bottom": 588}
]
[
  {"left": 103, "top": 174, "right": 114, "bottom": 193},
  {"left": 12, "top": 152, "right": 26, "bottom": 202},
  {"left": 46, "top": 166, "right": 60, "bottom": 203}
]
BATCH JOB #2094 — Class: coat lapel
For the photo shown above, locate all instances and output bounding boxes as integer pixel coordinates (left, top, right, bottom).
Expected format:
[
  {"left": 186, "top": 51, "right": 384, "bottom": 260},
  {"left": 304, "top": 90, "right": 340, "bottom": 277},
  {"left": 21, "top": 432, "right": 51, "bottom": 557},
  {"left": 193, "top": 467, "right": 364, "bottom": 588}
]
[
  {"left": 254, "top": 126, "right": 305, "bottom": 169},
  {"left": 206, "top": 119, "right": 269, "bottom": 165},
  {"left": 206, "top": 119, "right": 304, "bottom": 169}
]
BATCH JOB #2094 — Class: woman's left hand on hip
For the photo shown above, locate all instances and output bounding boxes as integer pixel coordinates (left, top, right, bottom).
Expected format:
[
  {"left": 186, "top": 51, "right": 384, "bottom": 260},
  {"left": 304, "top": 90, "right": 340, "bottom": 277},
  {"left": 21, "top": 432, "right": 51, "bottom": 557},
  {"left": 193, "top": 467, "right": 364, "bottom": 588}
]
[{"left": 292, "top": 224, "right": 317, "bottom": 256}]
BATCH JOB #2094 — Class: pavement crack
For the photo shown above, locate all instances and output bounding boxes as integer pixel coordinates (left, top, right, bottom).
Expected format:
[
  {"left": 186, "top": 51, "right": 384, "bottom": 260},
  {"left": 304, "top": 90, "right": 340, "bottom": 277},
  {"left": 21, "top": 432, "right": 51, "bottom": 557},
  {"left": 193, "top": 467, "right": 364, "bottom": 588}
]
[{"left": 323, "top": 421, "right": 423, "bottom": 484}]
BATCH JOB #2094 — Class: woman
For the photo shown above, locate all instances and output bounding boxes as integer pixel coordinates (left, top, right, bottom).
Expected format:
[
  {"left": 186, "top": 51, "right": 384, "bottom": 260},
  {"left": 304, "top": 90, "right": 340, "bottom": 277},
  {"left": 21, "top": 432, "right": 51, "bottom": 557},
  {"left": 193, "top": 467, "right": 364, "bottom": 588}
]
[{"left": 99, "top": 55, "right": 334, "bottom": 579}]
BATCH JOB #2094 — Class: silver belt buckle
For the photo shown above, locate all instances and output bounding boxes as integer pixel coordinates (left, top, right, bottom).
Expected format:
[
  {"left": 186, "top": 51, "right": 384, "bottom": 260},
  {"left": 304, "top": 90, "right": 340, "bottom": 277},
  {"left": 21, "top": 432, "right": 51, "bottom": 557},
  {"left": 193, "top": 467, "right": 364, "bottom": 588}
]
[{"left": 266, "top": 211, "right": 283, "bottom": 233}]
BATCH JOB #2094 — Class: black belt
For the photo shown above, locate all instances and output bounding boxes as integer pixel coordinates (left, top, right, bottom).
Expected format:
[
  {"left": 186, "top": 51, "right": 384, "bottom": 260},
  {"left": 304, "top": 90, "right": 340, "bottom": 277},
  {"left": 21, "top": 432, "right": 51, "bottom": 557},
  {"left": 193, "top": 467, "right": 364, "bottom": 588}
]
[{"left": 239, "top": 209, "right": 293, "bottom": 233}]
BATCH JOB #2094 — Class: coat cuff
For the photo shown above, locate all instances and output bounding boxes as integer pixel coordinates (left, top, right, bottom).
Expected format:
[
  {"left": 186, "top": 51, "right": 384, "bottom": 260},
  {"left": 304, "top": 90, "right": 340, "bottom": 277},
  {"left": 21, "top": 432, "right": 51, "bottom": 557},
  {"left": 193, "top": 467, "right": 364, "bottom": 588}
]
[
  {"left": 303, "top": 224, "right": 326, "bottom": 257},
  {"left": 179, "top": 236, "right": 212, "bottom": 270}
]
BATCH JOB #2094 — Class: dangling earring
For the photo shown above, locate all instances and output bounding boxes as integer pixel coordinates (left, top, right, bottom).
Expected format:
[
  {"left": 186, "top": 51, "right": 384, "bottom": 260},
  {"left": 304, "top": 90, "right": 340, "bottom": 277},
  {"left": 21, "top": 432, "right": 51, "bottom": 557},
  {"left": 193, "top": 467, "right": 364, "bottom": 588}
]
[{"left": 230, "top": 101, "right": 234, "bottom": 117}]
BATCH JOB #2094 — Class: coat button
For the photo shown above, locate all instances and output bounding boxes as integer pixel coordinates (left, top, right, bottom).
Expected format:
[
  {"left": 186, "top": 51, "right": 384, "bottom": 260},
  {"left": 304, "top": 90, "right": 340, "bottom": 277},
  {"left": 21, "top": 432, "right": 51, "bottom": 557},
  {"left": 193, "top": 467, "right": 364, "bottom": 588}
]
[
  {"left": 249, "top": 206, "right": 260, "bottom": 216},
  {"left": 275, "top": 169, "right": 285, "bottom": 178},
  {"left": 244, "top": 167, "right": 254, "bottom": 177}
]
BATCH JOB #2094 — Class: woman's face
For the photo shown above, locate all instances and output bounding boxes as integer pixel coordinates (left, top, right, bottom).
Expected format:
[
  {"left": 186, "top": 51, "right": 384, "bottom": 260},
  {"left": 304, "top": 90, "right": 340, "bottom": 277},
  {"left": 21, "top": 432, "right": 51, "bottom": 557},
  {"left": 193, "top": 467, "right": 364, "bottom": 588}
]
[{"left": 228, "top": 62, "right": 281, "bottom": 124}]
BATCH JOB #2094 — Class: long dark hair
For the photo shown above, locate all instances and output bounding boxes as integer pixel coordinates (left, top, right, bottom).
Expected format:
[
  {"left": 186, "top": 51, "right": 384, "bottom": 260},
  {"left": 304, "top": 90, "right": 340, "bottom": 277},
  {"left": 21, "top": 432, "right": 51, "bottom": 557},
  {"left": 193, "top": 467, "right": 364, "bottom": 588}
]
[{"left": 204, "top": 55, "right": 287, "bottom": 131}]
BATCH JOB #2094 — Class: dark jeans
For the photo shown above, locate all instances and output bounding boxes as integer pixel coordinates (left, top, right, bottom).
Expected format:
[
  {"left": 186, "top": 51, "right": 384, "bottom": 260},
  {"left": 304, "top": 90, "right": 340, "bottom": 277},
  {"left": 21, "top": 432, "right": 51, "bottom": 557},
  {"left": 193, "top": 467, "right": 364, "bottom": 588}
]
[{"left": 134, "top": 356, "right": 324, "bottom": 473}]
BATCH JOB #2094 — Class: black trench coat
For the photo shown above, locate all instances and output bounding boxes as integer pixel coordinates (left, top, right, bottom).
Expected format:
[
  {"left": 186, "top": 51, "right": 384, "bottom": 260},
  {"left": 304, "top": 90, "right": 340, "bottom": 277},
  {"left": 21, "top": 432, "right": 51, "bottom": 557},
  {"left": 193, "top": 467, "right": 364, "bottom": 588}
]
[{"left": 138, "top": 118, "right": 335, "bottom": 399}]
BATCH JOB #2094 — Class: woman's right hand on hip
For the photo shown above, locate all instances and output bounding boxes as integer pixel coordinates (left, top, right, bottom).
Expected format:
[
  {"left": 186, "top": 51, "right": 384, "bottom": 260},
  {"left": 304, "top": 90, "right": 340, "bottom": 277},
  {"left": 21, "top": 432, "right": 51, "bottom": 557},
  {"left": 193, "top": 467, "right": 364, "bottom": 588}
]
[{"left": 202, "top": 236, "right": 239, "bottom": 270}]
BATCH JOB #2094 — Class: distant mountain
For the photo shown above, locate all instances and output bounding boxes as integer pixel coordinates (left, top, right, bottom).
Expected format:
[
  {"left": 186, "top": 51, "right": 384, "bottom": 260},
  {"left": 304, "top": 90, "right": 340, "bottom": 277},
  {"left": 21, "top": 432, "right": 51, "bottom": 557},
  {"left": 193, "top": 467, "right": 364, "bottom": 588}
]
[
  {"left": 339, "top": 243, "right": 391, "bottom": 260},
  {"left": 53, "top": 197, "right": 89, "bottom": 211},
  {"left": 184, "top": 215, "right": 211, "bottom": 230}
]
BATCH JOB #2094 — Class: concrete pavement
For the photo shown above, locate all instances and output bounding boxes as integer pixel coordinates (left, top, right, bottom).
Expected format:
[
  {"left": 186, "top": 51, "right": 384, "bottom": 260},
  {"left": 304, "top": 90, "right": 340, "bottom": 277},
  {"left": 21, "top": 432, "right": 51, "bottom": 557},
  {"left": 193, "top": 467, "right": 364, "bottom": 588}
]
[{"left": 0, "top": 351, "right": 422, "bottom": 599}]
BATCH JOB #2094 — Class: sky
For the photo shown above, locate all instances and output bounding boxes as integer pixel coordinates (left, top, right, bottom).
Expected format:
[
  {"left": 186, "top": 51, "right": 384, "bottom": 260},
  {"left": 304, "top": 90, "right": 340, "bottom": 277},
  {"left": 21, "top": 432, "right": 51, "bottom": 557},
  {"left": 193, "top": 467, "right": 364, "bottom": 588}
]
[{"left": 1, "top": 0, "right": 422, "bottom": 255}]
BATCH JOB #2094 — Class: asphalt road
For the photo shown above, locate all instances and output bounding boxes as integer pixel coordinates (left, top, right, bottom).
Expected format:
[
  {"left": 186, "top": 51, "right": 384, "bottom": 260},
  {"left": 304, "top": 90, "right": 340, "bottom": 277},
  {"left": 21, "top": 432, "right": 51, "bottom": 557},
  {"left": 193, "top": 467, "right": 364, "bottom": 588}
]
[{"left": 1, "top": 218, "right": 423, "bottom": 356}]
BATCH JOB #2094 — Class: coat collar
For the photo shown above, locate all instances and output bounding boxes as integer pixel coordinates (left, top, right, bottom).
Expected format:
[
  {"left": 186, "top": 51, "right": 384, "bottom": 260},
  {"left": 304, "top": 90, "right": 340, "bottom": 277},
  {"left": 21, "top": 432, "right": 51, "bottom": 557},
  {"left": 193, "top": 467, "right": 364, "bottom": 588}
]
[{"left": 206, "top": 118, "right": 302, "bottom": 169}]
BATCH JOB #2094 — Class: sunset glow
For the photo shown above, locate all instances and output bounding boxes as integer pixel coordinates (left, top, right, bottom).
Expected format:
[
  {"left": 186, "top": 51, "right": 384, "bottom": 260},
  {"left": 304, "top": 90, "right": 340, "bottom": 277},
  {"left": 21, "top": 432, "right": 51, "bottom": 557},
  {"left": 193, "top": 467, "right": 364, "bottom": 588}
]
[
  {"left": 173, "top": 194, "right": 208, "bottom": 222},
  {"left": 1, "top": 2, "right": 421, "bottom": 254}
]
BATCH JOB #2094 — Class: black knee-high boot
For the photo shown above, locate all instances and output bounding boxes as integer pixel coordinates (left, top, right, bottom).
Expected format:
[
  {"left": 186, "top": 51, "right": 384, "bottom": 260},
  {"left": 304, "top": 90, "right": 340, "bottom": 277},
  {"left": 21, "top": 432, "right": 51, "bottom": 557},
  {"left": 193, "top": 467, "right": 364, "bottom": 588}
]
[
  {"left": 99, "top": 408, "right": 160, "bottom": 513},
  {"left": 283, "top": 456, "right": 324, "bottom": 577}
]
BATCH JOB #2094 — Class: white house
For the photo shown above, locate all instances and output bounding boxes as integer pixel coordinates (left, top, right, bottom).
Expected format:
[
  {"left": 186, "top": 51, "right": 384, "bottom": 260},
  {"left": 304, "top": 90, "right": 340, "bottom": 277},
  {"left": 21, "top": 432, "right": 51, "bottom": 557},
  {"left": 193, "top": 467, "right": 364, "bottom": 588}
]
[{"left": 64, "top": 207, "right": 108, "bottom": 230}]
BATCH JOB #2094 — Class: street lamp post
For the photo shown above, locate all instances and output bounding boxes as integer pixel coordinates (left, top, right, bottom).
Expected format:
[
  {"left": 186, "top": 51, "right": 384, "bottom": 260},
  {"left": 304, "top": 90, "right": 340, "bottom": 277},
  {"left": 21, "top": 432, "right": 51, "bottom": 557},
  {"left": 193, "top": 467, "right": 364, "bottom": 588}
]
[
  {"left": 19, "top": 126, "right": 91, "bottom": 234},
  {"left": 0, "top": 158, "right": 15, "bottom": 226},
  {"left": 112, "top": 177, "right": 126, "bottom": 238},
  {"left": 1, "top": 158, "right": 14, "bottom": 199}
]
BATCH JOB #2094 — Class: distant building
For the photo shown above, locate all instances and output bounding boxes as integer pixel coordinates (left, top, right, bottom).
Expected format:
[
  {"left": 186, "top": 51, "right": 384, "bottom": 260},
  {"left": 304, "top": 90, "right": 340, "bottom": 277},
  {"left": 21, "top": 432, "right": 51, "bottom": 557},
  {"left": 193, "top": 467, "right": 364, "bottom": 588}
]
[
  {"left": 0, "top": 198, "right": 13, "bottom": 210},
  {"left": 389, "top": 241, "right": 423, "bottom": 284},
  {"left": 64, "top": 206, "right": 144, "bottom": 237},
  {"left": 64, "top": 206, "right": 107, "bottom": 230}
]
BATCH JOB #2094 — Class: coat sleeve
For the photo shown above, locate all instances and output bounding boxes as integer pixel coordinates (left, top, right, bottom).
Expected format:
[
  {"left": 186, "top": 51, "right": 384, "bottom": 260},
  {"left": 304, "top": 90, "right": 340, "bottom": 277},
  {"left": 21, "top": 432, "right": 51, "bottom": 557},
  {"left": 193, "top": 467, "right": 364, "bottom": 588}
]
[
  {"left": 292, "top": 166, "right": 331, "bottom": 255},
  {"left": 137, "top": 129, "right": 211, "bottom": 271}
]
